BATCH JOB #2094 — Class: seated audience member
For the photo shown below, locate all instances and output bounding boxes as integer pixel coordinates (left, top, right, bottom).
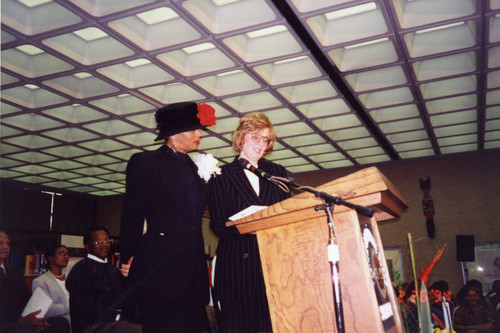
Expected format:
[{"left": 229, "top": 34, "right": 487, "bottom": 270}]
[
  {"left": 0, "top": 231, "right": 69, "bottom": 333},
  {"left": 429, "top": 280, "right": 456, "bottom": 314},
  {"left": 32, "top": 245, "right": 71, "bottom": 326},
  {"left": 486, "top": 280, "right": 500, "bottom": 311},
  {"left": 457, "top": 279, "right": 485, "bottom": 306},
  {"left": 66, "top": 226, "right": 141, "bottom": 333},
  {"left": 487, "top": 280, "right": 500, "bottom": 333},
  {"left": 402, "top": 280, "right": 445, "bottom": 333},
  {"left": 453, "top": 286, "right": 494, "bottom": 333}
]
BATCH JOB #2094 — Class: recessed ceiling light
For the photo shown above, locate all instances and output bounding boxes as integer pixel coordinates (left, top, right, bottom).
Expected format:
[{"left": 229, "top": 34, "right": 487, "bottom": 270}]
[
  {"left": 182, "top": 43, "right": 216, "bottom": 54},
  {"left": 274, "top": 55, "right": 308, "bottom": 65},
  {"left": 16, "top": 44, "right": 44, "bottom": 55},
  {"left": 246, "top": 25, "right": 287, "bottom": 39},
  {"left": 24, "top": 84, "right": 39, "bottom": 90},
  {"left": 213, "top": 0, "right": 239, "bottom": 6},
  {"left": 345, "top": 37, "right": 389, "bottom": 49},
  {"left": 16, "top": 0, "right": 51, "bottom": 7},
  {"left": 137, "top": 7, "right": 179, "bottom": 24},
  {"left": 125, "top": 59, "right": 151, "bottom": 68},
  {"left": 73, "top": 72, "right": 93, "bottom": 79},
  {"left": 217, "top": 70, "right": 243, "bottom": 77},
  {"left": 416, "top": 22, "right": 464, "bottom": 34},
  {"left": 73, "top": 27, "right": 108, "bottom": 41},
  {"left": 325, "top": 2, "right": 377, "bottom": 20}
]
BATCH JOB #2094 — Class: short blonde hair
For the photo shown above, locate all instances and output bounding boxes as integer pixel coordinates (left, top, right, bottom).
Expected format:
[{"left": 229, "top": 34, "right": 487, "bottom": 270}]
[{"left": 232, "top": 112, "right": 276, "bottom": 157}]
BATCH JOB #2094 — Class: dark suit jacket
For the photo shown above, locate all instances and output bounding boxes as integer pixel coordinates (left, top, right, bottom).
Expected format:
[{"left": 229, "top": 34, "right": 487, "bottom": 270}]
[
  {"left": 120, "top": 145, "right": 209, "bottom": 329},
  {"left": 207, "top": 157, "right": 291, "bottom": 333},
  {"left": 0, "top": 263, "right": 30, "bottom": 328},
  {"left": 65, "top": 257, "right": 124, "bottom": 333}
]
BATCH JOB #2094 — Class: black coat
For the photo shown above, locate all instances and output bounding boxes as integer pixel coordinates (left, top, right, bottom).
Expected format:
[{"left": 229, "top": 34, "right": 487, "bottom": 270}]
[
  {"left": 0, "top": 264, "right": 30, "bottom": 327},
  {"left": 207, "top": 158, "right": 291, "bottom": 333},
  {"left": 120, "top": 145, "right": 209, "bottom": 332},
  {"left": 66, "top": 258, "right": 124, "bottom": 333}
]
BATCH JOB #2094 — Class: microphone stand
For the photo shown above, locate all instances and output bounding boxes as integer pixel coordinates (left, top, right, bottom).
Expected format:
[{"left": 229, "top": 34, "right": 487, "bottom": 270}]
[
  {"left": 270, "top": 176, "right": 374, "bottom": 333},
  {"left": 271, "top": 176, "right": 374, "bottom": 218},
  {"left": 317, "top": 201, "right": 345, "bottom": 333},
  {"left": 286, "top": 178, "right": 374, "bottom": 217}
]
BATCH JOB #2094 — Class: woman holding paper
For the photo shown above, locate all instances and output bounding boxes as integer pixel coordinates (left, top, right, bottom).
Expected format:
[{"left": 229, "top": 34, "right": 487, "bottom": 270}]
[
  {"left": 32, "top": 245, "right": 71, "bottom": 326},
  {"left": 207, "top": 112, "right": 291, "bottom": 333}
]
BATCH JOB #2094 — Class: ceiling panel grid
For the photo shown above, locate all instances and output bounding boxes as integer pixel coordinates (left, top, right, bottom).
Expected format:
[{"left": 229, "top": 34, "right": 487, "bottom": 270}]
[{"left": 1, "top": 0, "right": 499, "bottom": 196}]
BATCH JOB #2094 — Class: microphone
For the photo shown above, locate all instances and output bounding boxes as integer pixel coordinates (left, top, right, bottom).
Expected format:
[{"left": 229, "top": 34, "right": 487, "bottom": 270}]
[
  {"left": 238, "top": 158, "right": 273, "bottom": 180},
  {"left": 238, "top": 158, "right": 291, "bottom": 193}
]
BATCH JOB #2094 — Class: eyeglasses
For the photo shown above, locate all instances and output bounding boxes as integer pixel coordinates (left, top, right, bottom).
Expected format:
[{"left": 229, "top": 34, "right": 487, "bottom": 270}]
[
  {"left": 249, "top": 133, "right": 272, "bottom": 147},
  {"left": 91, "top": 239, "right": 112, "bottom": 246},
  {"left": 57, "top": 251, "right": 69, "bottom": 257}
]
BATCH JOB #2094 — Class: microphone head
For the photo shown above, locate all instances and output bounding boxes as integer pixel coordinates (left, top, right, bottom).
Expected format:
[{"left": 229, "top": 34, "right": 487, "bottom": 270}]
[{"left": 238, "top": 158, "right": 251, "bottom": 170}]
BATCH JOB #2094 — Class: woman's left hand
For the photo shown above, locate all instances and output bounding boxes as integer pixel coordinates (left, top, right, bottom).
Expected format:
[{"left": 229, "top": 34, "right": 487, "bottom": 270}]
[{"left": 120, "top": 257, "right": 133, "bottom": 277}]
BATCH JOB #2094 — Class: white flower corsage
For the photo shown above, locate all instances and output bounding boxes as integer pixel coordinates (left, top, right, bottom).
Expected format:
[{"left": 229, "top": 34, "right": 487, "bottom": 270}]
[{"left": 192, "top": 153, "right": 221, "bottom": 182}]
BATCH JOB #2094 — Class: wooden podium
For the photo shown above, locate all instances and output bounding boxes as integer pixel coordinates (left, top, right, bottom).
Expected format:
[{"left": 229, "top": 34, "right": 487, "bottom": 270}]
[{"left": 227, "top": 167, "right": 408, "bottom": 333}]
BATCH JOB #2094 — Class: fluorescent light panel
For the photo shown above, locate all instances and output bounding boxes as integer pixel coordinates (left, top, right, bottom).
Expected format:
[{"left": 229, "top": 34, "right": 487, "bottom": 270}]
[
  {"left": 324, "top": 3, "right": 377, "bottom": 20},
  {"left": 73, "top": 27, "right": 108, "bottom": 41},
  {"left": 16, "top": 44, "right": 44, "bottom": 55},
  {"left": 246, "top": 25, "right": 287, "bottom": 38},
  {"left": 183, "top": 43, "right": 216, "bottom": 54},
  {"left": 345, "top": 37, "right": 388, "bottom": 50},
  {"left": 137, "top": 7, "right": 179, "bottom": 24},
  {"left": 415, "top": 22, "right": 464, "bottom": 34}
]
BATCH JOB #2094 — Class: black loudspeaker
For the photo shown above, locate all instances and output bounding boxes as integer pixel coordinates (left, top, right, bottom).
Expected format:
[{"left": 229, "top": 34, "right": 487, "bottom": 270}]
[{"left": 456, "top": 235, "right": 475, "bottom": 262}]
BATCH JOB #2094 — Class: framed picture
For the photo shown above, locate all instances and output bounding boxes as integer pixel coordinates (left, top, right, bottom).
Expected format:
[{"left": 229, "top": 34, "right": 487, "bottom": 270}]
[
  {"left": 464, "top": 242, "right": 500, "bottom": 294},
  {"left": 59, "top": 234, "right": 86, "bottom": 275},
  {"left": 60, "top": 234, "right": 84, "bottom": 249},
  {"left": 384, "top": 246, "right": 405, "bottom": 287}
]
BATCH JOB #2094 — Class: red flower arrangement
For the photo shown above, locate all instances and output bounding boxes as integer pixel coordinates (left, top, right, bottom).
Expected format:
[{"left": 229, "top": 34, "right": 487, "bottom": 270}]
[{"left": 197, "top": 103, "right": 217, "bottom": 126}]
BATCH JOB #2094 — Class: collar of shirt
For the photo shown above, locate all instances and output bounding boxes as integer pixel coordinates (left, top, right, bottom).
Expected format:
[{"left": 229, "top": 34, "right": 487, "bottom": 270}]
[
  {"left": 87, "top": 253, "right": 108, "bottom": 263},
  {"left": 243, "top": 168, "right": 260, "bottom": 196}
]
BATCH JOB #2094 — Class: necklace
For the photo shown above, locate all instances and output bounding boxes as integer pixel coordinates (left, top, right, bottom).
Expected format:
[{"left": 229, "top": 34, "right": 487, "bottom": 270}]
[{"left": 50, "top": 270, "right": 64, "bottom": 279}]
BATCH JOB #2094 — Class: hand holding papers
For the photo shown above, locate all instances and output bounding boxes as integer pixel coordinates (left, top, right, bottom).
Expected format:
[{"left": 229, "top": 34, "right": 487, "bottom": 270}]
[{"left": 22, "top": 287, "right": 53, "bottom": 318}]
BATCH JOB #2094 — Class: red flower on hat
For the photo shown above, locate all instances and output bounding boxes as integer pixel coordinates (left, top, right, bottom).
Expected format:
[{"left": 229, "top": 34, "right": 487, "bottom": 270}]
[{"left": 197, "top": 103, "right": 217, "bottom": 126}]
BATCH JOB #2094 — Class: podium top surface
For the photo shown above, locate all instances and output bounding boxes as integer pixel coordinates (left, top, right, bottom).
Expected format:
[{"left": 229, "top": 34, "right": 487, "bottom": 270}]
[{"left": 227, "top": 166, "right": 409, "bottom": 233}]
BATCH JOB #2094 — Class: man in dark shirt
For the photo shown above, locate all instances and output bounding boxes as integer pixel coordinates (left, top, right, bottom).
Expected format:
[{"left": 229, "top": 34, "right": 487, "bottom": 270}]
[
  {"left": 66, "top": 226, "right": 141, "bottom": 333},
  {"left": 0, "top": 231, "right": 69, "bottom": 333}
]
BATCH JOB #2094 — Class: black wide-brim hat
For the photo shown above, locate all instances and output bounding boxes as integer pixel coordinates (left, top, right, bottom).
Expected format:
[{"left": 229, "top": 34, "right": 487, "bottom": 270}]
[{"left": 154, "top": 102, "right": 206, "bottom": 141}]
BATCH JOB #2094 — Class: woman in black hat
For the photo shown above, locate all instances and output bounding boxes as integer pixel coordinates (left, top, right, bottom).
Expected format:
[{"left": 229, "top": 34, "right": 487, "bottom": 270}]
[{"left": 120, "top": 102, "right": 216, "bottom": 333}]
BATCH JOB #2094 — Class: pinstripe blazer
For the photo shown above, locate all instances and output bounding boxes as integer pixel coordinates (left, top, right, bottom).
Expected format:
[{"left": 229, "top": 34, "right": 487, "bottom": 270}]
[
  {"left": 207, "top": 157, "right": 291, "bottom": 333},
  {"left": 32, "top": 272, "right": 70, "bottom": 322}
]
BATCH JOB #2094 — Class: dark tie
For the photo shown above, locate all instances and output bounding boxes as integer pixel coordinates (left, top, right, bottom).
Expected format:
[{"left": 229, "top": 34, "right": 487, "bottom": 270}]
[{"left": 0, "top": 266, "right": 5, "bottom": 279}]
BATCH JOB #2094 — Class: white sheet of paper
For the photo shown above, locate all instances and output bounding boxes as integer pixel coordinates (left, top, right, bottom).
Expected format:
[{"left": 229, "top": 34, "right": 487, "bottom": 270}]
[
  {"left": 229, "top": 205, "right": 268, "bottom": 221},
  {"left": 22, "top": 287, "right": 53, "bottom": 318}
]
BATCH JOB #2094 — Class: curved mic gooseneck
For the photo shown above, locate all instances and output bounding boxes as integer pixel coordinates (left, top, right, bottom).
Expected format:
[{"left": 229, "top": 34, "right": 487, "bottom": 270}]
[
  {"left": 238, "top": 158, "right": 290, "bottom": 193},
  {"left": 237, "top": 158, "right": 374, "bottom": 217}
]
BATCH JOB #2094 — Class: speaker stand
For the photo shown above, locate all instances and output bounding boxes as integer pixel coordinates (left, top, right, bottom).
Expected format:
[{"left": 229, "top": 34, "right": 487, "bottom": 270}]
[{"left": 460, "top": 261, "right": 469, "bottom": 284}]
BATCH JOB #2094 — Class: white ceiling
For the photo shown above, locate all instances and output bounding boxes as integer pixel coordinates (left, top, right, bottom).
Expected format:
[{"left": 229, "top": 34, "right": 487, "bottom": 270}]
[{"left": 1, "top": 0, "right": 500, "bottom": 196}]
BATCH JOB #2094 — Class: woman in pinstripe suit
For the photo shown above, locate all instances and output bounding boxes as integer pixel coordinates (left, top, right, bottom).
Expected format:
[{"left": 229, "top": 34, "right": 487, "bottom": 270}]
[{"left": 207, "top": 113, "right": 291, "bottom": 333}]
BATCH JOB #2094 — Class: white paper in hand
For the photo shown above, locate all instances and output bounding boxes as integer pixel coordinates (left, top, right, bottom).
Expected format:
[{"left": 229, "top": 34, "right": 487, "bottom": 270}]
[
  {"left": 228, "top": 205, "right": 267, "bottom": 221},
  {"left": 22, "top": 287, "right": 53, "bottom": 318}
]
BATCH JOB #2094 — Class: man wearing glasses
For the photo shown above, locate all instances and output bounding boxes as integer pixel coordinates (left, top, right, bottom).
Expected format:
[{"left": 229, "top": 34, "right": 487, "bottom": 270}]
[{"left": 66, "top": 226, "right": 141, "bottom": 333}]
